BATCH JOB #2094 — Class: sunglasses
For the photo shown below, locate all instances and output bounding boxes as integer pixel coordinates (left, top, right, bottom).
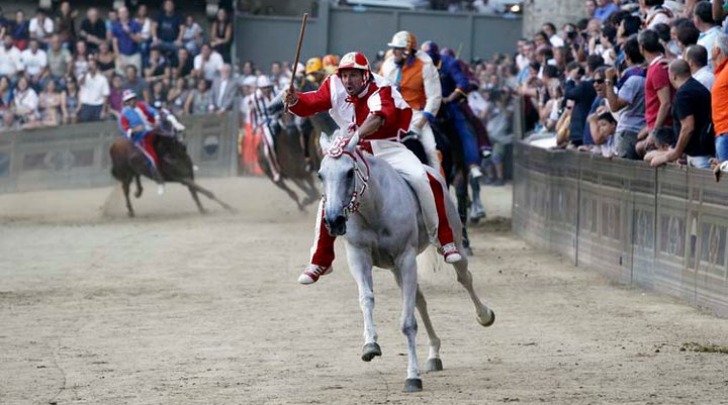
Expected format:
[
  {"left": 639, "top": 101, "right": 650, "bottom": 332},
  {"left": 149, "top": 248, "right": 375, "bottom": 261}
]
[{"left": 593, "top": 78, "right": 605, "bottom": 84}]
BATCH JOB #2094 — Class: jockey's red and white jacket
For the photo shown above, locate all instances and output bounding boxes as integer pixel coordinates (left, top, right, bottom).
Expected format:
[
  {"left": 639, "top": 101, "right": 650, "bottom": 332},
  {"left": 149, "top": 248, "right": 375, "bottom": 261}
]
[{"left": 289, "top": 73, "right": 412, "bottom": 142}]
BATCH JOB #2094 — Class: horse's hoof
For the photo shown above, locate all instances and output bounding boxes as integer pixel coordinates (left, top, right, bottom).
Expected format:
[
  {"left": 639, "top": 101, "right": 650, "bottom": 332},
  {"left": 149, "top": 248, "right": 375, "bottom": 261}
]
[
  {"left": 465, "top": 247, "right": 474, "bottom": 257},
  {"left": 361, "top": 342, "right": 382, "bottom": 362},
  {"left": 127, "top": 211, "right": 135, "bottom": 218},
  {"left": 403, "top": 378, "right": 423, "bottom": 393},
  {"left": 477, "top": 309, "right": 496, "bottom": 327},
  {"left": 426, "top": 358, "right": 443, "bottom": 372},
  {"left": 134, "top": 191, "right": 143, "bottom": 198}
]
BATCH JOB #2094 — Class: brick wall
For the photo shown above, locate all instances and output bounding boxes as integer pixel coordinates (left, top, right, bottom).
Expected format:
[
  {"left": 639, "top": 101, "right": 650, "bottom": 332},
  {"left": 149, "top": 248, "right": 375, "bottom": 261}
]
[{"left": 523, "top": 0, "right": 587, "bottom": 37}]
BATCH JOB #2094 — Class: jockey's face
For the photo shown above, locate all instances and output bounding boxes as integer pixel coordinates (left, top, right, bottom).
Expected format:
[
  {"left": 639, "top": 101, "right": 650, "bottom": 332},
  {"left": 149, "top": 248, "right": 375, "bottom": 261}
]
[
  {"left": 339, "top": 69, "right": 365, "bottom": 96},
  {"left": 125, "top": 98, "right": 137, "bottom": 107},
  {"left": 393, "top": 48, "right": 407, "bottom": 64}
]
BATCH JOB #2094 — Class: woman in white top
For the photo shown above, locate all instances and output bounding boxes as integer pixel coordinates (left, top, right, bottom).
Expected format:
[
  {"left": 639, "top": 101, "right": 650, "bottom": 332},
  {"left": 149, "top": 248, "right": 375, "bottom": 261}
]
[{"left": 13, "top": 76, "right": 39, "bottom": 126}]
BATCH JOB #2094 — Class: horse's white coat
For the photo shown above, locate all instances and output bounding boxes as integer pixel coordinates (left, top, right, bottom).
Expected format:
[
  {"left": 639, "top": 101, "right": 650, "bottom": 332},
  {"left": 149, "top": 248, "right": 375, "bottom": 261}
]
[{"left": 318, "top": 141, "right": 495, "bottom": 386}]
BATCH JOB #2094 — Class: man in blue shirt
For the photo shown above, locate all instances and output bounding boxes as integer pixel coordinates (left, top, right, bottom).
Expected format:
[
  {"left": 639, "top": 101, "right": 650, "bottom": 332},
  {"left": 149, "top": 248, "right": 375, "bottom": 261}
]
[
  {"left": 111, "top": 6, "right": 142, "bottom": 75},
  {"left": 594, "top": 0, "right": 620, "bottom": 23},
  {"left": 152, "top": 0, "right": 183, "bottom": 64}
]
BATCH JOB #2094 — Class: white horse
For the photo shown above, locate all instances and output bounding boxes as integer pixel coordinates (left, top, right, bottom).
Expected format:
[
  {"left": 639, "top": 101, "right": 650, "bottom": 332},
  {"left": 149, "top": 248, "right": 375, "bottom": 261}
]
[{"left": 317, "top": 137, "right": 496, "bottom": 392}]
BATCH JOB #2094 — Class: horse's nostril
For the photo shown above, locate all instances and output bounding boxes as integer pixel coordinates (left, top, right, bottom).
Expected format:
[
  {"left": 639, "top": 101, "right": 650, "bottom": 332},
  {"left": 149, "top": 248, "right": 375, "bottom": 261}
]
[{"left": 334, "top": 215, "right": 346, "bottom": 226}]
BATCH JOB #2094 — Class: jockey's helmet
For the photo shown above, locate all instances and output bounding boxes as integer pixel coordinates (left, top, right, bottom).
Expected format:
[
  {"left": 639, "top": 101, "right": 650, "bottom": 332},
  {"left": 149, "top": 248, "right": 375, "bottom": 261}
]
[
  {"left": 306, "top": 57, "right": 323, "bottom": 74},
  {"left": 337, "top": 52, "right": 371, "bottom": 82},
  {"left": 420, "top": 41, "right": 440, "bottom": 64},
  {"left": 122, "top": 89, "right": 137, "bottom": 102},
  {"left": 387, "top": 31, "right": 417, "bottom": 52},
  {"left": 322, "top": 54, "right": 339, "bottom": 74},
  {"left": 256, "top": 75, "right": 273, "bottom": 88}
]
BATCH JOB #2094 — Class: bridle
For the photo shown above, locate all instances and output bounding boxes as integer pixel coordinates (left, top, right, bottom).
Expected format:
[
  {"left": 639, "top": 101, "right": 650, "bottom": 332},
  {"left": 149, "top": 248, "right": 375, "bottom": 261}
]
[{"left": 323, "top": 137, "right": 370, "bottom": 219}]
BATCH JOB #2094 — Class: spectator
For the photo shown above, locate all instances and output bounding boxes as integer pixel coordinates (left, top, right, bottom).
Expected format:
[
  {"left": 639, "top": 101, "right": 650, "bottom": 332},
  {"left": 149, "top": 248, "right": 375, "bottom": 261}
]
[
  {"left": 47, "top": 34, "right": 72, "bottom": 83},
  {"left": 123, "top": 64, "right": 150, "bottom": 103},
  {"left": 211, "top": 64, "right": 236, "bottom": 113},
  {"left": 144, "top": 47, "right": 169, "bottom": 81},
  {"left": 595, "top": 111, "right": 618, "bottom": 157},
  {"left": 77, "top": 57, "right": 109, "bottom": 122},
  {"left": 585, "top": 0, "right": 597, "bottom": 19},
  {"left": 563, "top": 55, "right": 601, "bottom": 147},
  {"left": 184, "top": 78, "right": 213, "bottom": 115},
  {"left": 242, "top": 60, "right": 256, "bottom": 81},
  {"left": 594, "top": 0, "right": 619, "bottom": 23},
  {"left": 150, "top": 80, "right": 167, "bottom": 109},
  {"left": 0, "top": 35, "right": 23, "bottom": 79},
  {"left": 542, "top": 22, "right": 565, "bottom": 47},
  {"left": 108, "top": 74, "right": 124, "bottom": 118},
  {"left": 582, "top": 66, "right": 608, "bottom": 148},
  {"left": 20, "top": 38, "right": 48, "bottom": 90},
  {"left": 12, "top": 76, "right": 38, "bottom": 126},
  {"left": 167, "top": 76, "right": 189, "bottom": 115},
  {"left": 72, "top": 40, "right": 89, "bottom": 79},
  {"left": 79, "top": 8, "right": 106, "bottom": 53},
  {"left": 694, "top": 1, "right": 721, "bottom": 67},
  {"left": 105, "top": 10, "right": 118, "bottom": 42},
  {"left": 0, "top": 110, "right": 18, "bottom": 131},
  {"left": 152, "top": 0, "right": 184, "bottom": 61},
  {"left": 605, "top": 35, "right": 646, "bottom": 159},
  {"left": 193, "top": 43, "right": 223, "bottom": 81},
  {"left": 134, "top": 5, "right": 153, "bottom": 67},
  {"left": 636, "top": 29, "right": 674, "bottom": 157},
  {"left": 173, "top": 46, "right": 194, "bottom": 78},
  {"left": 181, "top": 15, "right": 204, "bottom": 56},
  {"left": 676, "top": 21, "right": 700, "bottom": 53},
  {"left": 10, "top": 10, "right": 29, "bottom": 51},
  {"left": 96, "top": 41, "right": 117, "bottom": 78},
  {"left": 29, "top": 8, "right": 53, "bottom": 49},
  {"left": 0, "top": 76, "right": 12, "bottom": 116},
  {"left": 643, "top": 0, "right": 674, "bottom": 29},
  {"left": 55, "top": 1, "right": 77, "bottom": 49},
  {"left": 538, "top": 78, "right": 564, "bottom": 132},
  {"left": 685, "top": 44, "right": 714, "bottom": 89},
  {"left": 0, "top": 7, "right": 9, "bottom": 40},
  {"left": 38, "top": 79, "right": 62, "bottom": 127},
  {"left": 61, "top": 75, "right": 79, "bottom": 124},
  {"left": 111, "top": 6, "right": 142, "bottom": 75},
  {"left": 646, "top": 59, "right": 714, "bottom": 168},
  {"left": 712, "top": 33, "right": 728, "bottom": 162},
  {"left": 210, "top": 8, "right": 232, "bottom": 63}
]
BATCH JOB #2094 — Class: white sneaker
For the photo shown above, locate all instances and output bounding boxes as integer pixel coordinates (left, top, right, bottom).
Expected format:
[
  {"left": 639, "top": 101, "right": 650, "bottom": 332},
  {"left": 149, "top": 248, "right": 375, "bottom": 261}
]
[
  {"left": 172, "top": 122, "right": 186, "bottom": 131},
  {"left": 441, "top": 243, "right": 463, "bottom": 263},
  {"left": 157, "top": 184, "right": 165, "bottom": 196},
  {"left": 298, "top": 264, "right": 333, "bottom": 285},
  {"left": 470, "top": 166, "right": 483, "bottom": 179}
]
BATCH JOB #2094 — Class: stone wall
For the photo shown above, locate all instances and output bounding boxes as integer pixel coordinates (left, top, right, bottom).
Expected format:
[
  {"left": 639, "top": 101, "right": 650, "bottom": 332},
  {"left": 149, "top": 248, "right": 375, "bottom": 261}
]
[{"left": 523, "top": 0, "right": 587, "bottom": 37}]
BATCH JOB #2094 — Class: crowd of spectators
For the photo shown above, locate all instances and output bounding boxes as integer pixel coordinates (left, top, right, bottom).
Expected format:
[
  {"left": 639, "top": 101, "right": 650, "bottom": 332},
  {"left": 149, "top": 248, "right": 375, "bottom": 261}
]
[
  {"left": 513, "top": 0, "right": 728, "bottom": 169},
  {"left": 0, "top": 0, "right": 235, "bottom": 132}
]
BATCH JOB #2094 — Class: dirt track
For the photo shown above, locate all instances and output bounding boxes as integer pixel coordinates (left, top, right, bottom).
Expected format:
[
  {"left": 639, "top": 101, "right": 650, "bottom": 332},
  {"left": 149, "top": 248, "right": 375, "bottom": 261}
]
[{"left": 2, "top": 177, "right": 728, "bottom": 405}]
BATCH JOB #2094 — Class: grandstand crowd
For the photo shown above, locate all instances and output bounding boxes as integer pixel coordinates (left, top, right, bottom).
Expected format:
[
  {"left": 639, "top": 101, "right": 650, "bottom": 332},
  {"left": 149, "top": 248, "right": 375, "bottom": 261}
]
[
  {"left": 514, "top": 0, "right": 728, "bottom": 169},
  {"left": 0, "top": 0, "right": 234, "bottom": 131}
]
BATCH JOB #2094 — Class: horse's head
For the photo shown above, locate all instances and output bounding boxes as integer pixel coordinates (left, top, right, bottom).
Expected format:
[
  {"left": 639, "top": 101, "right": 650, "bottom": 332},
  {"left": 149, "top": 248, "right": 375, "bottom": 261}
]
[{"left": 318, "top": 137, "right": 368, "bottom": 236}]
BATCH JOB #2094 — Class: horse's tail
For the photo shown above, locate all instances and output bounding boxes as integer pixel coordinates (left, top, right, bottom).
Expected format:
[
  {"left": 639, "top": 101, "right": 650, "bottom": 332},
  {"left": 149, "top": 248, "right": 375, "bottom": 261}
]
[{"left": 417, "top": 245, "right": 445, "bottom": 281}]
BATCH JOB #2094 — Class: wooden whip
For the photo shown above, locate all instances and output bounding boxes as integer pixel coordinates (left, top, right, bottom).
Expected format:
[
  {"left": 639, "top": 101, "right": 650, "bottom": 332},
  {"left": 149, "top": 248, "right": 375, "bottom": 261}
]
[{"left": 288, "top": 13, "right": 309, "bottom": 94}]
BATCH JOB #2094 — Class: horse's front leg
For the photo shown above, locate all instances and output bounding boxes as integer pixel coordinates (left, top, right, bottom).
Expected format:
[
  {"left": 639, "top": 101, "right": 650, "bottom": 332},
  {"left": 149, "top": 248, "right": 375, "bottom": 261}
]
[
  {"left": 394, "top": 248, "right": 422, "bottom": 392},
  {"left": 344, "top": 245, "right": 380, "bottom": 362}
]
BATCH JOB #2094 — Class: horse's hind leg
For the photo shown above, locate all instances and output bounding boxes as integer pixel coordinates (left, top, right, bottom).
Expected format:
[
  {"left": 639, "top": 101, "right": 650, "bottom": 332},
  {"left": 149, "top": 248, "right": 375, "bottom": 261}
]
[
  {"left": 122, "top": 180, "right": 135, "bottom": 217},
  {"left": 134, "top": 175, "right": 143, "bottom": 198},
  {"left": 188, "top": 186, "right": 207, "bottom": 214},
  {"left": 452, "top": 256, "right": 495, "bottom": 327}
]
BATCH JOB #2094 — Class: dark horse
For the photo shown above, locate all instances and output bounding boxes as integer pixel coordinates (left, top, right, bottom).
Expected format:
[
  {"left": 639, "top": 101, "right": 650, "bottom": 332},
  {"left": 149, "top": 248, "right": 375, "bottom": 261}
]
[
  {"left": 110, "top": 132, "right": 233, "bottom": 217},
  {"left": 257, "top": 108, "right": 329, "bottom": 211}
]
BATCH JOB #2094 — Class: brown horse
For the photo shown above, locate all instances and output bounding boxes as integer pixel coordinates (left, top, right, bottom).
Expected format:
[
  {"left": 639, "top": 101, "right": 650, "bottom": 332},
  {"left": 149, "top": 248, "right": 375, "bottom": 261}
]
[
  {"left": 110, "top": 133, "right": 233, "bottom": 217},
  {"left": 257, "top": 112, "right": 323, "bottom": 211}
]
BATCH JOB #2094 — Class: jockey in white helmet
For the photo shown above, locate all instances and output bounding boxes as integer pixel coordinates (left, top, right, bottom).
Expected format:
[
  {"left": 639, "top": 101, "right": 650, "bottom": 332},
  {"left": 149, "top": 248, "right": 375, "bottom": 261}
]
[
  {"left": 283, "top": 51, "right": 463, "bottom": 285},
  {"left": 380, "top": 31, "right": 442, "bottom": 172}
]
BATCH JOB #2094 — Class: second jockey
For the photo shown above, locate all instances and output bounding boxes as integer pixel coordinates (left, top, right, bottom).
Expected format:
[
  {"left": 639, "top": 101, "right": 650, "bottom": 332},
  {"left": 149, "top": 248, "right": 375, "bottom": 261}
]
[
  {"left": 119, "top": 89, "right": 166, "bottom": 195},
  {"left": 380, "top": 30, "right": 442, "bottom": 172},
  {"left": 283, "top": 51, "right": 463, "bottom": 285}
]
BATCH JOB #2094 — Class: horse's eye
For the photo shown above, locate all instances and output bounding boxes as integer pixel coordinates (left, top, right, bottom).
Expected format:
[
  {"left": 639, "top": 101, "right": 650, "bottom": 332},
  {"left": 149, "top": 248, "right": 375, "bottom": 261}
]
[
  {"left": 346, "top": 169, "right": 355, "bottom": 179},
  {"left": 317, "top": 172, "right": 323, "bottom": 181}
]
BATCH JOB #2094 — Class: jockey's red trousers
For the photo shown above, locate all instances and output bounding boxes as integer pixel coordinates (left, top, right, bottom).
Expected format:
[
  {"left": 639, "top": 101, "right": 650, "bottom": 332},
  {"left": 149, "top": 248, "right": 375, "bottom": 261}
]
[
  {"left": 310, "top": 169, "right": 455, "bottom": 268},
  {"left": 137, "top": 135, "right": 159, "bottom": 169}
]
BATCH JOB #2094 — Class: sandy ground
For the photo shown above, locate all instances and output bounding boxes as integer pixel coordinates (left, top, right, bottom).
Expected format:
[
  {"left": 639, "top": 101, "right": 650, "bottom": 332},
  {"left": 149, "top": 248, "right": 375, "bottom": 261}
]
[{"left": 2, "top": 177, "right": 728, "bottom": 405}]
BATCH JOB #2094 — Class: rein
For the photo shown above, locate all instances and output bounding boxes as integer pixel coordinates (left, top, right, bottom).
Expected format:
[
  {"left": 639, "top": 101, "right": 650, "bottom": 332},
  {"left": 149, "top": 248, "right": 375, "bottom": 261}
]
[{"left": 324, "top": 137, "right": 370, "bottom": 218}]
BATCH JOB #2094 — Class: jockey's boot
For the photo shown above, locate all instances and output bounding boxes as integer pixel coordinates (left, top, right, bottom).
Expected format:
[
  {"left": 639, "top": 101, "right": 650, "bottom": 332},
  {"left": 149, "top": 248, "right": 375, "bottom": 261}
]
[
  {"left": 469, "top": 165, "right": 483, "bottom": 180},
  {"left": 442, "top": 243, "right": 463, "bottom": 263},
  {"left": 298, "top": 264, "right": 333, "bottom": 285}
]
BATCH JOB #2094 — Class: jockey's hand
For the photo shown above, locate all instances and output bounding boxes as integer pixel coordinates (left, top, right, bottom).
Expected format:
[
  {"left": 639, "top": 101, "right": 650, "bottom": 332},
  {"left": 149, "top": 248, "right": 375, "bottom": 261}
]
[
  {"left": 282, "top": 89, "right": 298, "bottom": 106},
  {"left": 133, "top": 124, "right": 145, "bottom": 133},
  {"left": 346, "top": 131, "right": 360, "bottom": 149}
]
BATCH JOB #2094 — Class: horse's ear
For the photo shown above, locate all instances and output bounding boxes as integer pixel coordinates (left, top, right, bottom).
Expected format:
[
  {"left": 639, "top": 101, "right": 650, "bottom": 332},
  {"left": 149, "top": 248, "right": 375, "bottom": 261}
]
[{"left": 319, "top": 130, "right": 338, "bottom": 155}]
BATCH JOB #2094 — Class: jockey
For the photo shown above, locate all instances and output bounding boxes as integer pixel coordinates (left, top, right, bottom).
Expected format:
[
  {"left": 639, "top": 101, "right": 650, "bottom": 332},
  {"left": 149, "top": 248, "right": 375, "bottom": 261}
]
[
  {"left": 322, "top": 54, "right": 340, "bottom": 75},
  {"left": 119, "top": 89, "right": 165, "bottom": 195},
  {"left": 250, "top": 75, "right": 282, "bottom": 182},
  {"left": 380, "top": 31, "right": 442, "bottom": 171},
  {"left": 283, "top": 51, "right": 463, "bottom": 285},
  {"left": 421, "top": 40, "right": 483, "bottom": 179}
]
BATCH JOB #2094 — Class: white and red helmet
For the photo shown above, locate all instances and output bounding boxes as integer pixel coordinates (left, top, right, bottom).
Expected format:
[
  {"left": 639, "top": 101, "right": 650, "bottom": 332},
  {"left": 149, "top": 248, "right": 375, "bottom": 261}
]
[
  {"left": 387, "top": 31, "right": 417, "bottom": 51},
  {"left": 122, "top": 89, "right": 137, "bottom": 102},
  {"left": 337, "top": 51, "right": 371, "bottom": 82}
]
